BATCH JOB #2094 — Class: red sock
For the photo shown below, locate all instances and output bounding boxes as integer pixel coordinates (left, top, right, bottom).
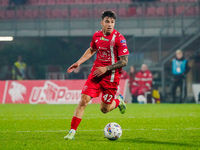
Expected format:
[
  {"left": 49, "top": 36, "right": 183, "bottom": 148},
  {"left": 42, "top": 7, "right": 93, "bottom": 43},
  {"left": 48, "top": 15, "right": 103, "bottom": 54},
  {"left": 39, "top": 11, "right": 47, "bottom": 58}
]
[
  {"left": 70, "top": 116, "right": 82, "bottom": 130},
  {"left": 114, "top": 99, "right": 120, "bottom": 108}
]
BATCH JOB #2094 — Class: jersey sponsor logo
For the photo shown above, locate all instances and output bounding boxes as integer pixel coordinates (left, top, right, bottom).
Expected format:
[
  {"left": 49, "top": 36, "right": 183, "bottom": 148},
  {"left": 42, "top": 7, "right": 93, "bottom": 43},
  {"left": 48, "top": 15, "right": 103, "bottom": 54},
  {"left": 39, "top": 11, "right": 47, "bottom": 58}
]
[
  {"left": 120, "top": 40, "right": 126, "bottom": 43},
  {"left": 98, "top": 50, "right": 111, "bottom": 61},
  {"left": 100, "top": 37, "right": 109, "bottom": 41},
  {"left": 123, "top": 49, "right": 128, "bottom": 53},
  {"left": 99, "top": 47, "right": 107, "bottom": 50}
]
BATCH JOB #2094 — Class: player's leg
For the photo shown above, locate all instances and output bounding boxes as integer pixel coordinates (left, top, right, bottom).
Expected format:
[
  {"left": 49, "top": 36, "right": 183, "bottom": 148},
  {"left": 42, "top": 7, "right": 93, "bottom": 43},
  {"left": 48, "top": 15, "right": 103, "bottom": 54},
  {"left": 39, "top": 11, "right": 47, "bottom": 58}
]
[
  {"left": 100, "top": 101, "right": 115, "bottom": 113},
  {"left": 73, "top": 94, "right": 91, "bottom": 118},
  {"left": 64, "top": 94, "right": 91, "bottom": 140},
  {"left": 100, "top": 89, "right": 126, "bottom": 114},
  {"left": 64, "top": 74, "right": 101, "bottom": 140}
]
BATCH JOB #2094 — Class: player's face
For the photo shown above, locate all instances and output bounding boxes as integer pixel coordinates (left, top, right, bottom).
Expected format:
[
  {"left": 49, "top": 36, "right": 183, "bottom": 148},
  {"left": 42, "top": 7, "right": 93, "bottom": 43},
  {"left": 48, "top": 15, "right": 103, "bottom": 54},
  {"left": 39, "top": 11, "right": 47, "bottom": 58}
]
[{"left": 101, "top": 17, "right": 115, "bottom": 35}]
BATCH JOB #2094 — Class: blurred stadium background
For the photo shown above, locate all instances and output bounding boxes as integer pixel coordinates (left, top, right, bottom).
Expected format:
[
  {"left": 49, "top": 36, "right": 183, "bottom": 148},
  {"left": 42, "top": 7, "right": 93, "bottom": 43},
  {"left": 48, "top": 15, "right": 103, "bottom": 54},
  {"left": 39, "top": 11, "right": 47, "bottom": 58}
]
[{"left": 0, "top": 0, "right": 200, "bottom": 102}]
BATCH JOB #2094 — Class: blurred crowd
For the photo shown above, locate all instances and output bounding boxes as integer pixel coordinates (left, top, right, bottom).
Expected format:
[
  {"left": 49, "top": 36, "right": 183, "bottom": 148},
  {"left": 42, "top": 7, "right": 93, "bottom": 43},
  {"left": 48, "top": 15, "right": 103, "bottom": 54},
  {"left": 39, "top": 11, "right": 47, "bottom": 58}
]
[{"left": 2, "top": 48, "right": 199, "bottom": 103}]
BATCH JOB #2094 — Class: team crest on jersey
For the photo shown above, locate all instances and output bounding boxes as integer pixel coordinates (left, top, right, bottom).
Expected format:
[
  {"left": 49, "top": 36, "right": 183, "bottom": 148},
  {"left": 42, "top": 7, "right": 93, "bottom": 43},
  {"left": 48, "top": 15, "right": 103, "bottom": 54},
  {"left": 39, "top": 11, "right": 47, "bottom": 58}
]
[{"left": 100, "top": 37, "right": 109, "bottom": 41}]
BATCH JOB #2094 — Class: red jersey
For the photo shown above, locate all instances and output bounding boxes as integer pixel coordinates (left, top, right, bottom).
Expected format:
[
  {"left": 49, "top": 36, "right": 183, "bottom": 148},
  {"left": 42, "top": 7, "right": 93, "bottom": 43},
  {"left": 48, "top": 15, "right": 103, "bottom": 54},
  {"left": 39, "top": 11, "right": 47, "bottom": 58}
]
[
  {"left": 132, "top": 70, "right": 153, "bottom": 90},
  {"left": 90, "top": 29, "right": 129, "bottom": 83},
  {"left": 120, "top": 70, "right": 130, "bottom": 80}
]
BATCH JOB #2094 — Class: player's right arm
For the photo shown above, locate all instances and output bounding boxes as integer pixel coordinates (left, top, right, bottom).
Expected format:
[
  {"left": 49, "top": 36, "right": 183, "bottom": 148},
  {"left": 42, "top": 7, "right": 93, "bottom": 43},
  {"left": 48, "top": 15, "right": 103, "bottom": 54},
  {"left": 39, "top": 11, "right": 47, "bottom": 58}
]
[{"left": 67, "top": 47, "right": 97, "bottom": 73}]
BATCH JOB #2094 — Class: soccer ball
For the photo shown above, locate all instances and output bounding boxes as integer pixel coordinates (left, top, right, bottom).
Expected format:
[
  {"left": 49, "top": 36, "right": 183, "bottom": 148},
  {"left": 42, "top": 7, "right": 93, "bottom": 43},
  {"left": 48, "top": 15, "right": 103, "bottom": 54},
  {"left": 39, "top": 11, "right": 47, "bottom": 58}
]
[{"left": 104, "top": 122, "right": 122, "bottom": 140}]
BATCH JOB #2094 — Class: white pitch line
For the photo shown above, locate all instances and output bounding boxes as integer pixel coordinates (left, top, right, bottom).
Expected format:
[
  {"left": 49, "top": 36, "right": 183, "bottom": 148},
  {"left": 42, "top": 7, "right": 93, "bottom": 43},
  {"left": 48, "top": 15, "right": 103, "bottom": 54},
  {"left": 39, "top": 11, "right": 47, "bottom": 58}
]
[
  {"left": 1, "top": 115, "right": 199, "bottom": 120},
  {"left": 0, "top": 129, "right": 131, "bottom": 133},
  {"left": 1, "top": 128, "right": 199, "bottom": 133}
]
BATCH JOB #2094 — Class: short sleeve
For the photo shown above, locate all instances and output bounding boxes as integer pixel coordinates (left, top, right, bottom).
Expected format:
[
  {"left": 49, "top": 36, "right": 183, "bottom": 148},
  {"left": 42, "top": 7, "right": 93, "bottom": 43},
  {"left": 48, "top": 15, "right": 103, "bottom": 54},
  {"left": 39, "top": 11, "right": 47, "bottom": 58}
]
[
  {"left": 90, "top": 34, "right": 97, "bottom": 50},
  {"left": 116, "top": 34, "right": 129, "bottom": 57}
]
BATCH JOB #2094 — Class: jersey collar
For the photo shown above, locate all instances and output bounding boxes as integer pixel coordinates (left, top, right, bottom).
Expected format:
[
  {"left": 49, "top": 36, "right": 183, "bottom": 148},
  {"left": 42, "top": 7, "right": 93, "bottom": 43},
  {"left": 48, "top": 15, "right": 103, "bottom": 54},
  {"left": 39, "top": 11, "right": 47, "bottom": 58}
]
[{"left": 101, "top": 29, "right": 115, "bottom": 37}]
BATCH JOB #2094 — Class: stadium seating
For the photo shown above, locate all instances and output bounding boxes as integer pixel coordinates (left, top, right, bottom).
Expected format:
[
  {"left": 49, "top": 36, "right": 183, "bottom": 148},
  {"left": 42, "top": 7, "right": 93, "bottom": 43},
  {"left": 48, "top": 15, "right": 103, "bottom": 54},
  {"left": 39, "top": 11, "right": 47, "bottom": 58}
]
[
  {"left": 128, "top": 7, "right": 137, "bottom": 16},
  {"left": 5, "top": 10, "right": 15, "bottom": 19},
  {"left": 84, "top": 0, "right": 93, "bottom": 4},
  {"left": 147, "top": 6, "right": 157, "bottom": 16},
  {"left": 21, "top": 0, "right": 133, "bottom": 5},
  {"left": 1, "top": 0, "right": 199, "bottom": 6},
  {"left": 0, "top": 0, "right": 199, "bottom": 20},
  {"left": 0, "top": 0, "right": 9, "bottom": 6},
  {"left": 156, "top": 6, "right": 166, "bottom": 16},
  {"left": 0, "top": 10, "right": 5, "bottom": 19},
  {"left": 47, "top": 0, "right": 57, "bottom": 5},
  {"left": 118, "top": 7, "right": 128, "bottom": 17},
  {"left": 28, "top": 0, "right": 39, "bottom": 5},
  {"left": 23, "top": 9, "right": 36, "bottom": 19}
]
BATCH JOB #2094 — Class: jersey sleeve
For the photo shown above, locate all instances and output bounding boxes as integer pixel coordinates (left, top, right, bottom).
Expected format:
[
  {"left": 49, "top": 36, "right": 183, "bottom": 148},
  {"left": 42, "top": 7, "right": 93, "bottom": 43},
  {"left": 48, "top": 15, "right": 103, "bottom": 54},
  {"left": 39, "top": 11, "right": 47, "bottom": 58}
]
[
  {"left": 90, "top": 34, "right": 97, "bottom": 50},
  {"left": 116, "top": 34, "right": 129, "bottom": 57}
]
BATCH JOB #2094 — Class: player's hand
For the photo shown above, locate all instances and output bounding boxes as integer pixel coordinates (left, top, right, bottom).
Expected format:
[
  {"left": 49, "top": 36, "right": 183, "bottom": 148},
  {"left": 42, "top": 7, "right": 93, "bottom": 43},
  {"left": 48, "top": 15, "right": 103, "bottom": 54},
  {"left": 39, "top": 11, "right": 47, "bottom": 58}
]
[
  {"left": 93, "top": 67, "right": 107, "bottom": 77},
  {"left": 67, "top": 62, "right": 79, "bottom": 73}
]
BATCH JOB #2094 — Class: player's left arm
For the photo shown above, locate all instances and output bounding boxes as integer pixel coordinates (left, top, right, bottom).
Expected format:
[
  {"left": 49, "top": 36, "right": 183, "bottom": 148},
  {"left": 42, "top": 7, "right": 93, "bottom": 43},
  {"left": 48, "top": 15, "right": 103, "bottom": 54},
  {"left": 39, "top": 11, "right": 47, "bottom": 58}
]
[
  {"left": 93, "top": 55, "right": 128, "bottom": 77},
  {"left": 107, "top": 55, "right": 128, "bottom": 71}
]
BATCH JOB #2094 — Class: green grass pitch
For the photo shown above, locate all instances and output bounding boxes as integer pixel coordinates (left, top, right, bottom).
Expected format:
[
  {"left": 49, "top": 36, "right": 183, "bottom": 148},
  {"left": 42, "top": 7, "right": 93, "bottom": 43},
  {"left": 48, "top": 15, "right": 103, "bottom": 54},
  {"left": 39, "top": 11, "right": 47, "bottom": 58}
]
[{"left": 0, "top": 104, "right": 200, "bottom": 150}]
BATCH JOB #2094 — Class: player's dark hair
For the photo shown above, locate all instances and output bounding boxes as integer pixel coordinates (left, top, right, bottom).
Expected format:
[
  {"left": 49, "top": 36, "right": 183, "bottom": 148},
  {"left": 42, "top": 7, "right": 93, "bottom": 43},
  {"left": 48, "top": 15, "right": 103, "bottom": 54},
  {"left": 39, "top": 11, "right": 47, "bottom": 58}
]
[{"left": 101, "top": 10, "right": 116, "bottom": 20}]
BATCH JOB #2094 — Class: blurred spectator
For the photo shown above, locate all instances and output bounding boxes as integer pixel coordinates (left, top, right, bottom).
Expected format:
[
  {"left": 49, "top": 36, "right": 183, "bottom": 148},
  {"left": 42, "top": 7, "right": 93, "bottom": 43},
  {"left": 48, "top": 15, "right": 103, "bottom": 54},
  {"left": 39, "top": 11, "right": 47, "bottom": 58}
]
[
  {"left": 171, "top": 49, "right": 190, "bottom": 103},
  {"left": 193, "top": 51, "right": 200, "bottom": 82},
  {"left": 128, "top": 65, "right": 136, "bottom": 89},
  {"left": 131, "top": 64, "right": 153, "bottom": 103},
  {"left": 12, "top": 55, "right": 28, "bottom": 80},
  {"left": 68, "top": 67, "right": 84, "bottom": 79},
  {"left": 128, "top": 66, "right": 136, "bottom": 102},
  {"left": 8, "top": 0, "right": 15, "bottom": 8},
  {"left": 8, "top": 0, "right": 27, "bottom": 9},
  {"left": 120, "top": 69, "right": 130, "bottom": 79}
]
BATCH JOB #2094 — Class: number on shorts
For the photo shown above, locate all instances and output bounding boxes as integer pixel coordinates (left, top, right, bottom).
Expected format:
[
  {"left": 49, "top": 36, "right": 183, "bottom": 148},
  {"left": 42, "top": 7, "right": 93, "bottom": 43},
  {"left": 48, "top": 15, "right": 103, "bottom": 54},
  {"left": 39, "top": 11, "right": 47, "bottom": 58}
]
[{"left": 103, "top": 94, "right": 113, "bottom": 103}]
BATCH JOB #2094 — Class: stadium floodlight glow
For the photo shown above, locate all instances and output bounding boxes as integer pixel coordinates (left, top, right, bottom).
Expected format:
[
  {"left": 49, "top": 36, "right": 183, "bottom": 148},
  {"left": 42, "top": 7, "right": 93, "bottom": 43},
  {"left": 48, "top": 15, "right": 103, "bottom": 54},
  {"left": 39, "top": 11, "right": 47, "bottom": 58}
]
[{"left": 0, "top": 36, "right": 14, "bottom": 41}]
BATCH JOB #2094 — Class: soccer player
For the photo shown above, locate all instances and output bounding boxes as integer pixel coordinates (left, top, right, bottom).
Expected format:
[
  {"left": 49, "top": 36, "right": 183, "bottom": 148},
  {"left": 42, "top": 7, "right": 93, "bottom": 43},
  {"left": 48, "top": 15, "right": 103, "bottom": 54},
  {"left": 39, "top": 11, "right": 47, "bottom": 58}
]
[{"left": 64, "top": 10, "right": 129, "bottom": 140}]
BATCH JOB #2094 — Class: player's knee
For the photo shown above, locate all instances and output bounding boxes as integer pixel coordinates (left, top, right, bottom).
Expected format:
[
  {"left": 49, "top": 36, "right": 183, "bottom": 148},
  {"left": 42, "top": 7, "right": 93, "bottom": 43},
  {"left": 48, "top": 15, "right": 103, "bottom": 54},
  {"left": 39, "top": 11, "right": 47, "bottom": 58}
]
[
  {"left": 78, "top": 95, "right": 90, "bottom": 109},
  {"left": 78, "top": 99, "right": 87, "bottom": 109},
  {"left": 100, "top": 107, "right": 109, "bottom": 114}
]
